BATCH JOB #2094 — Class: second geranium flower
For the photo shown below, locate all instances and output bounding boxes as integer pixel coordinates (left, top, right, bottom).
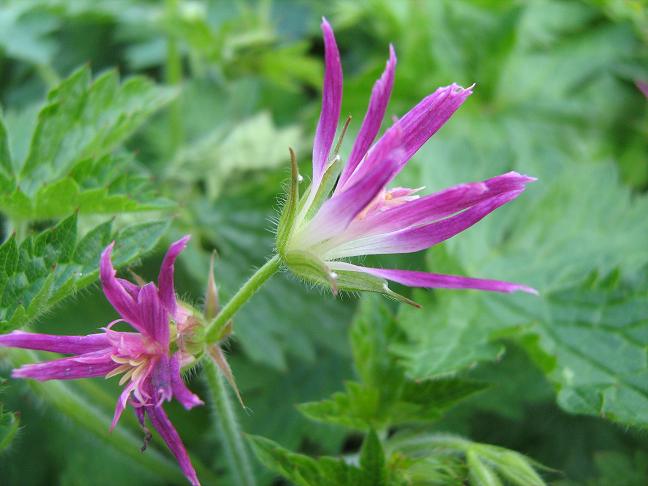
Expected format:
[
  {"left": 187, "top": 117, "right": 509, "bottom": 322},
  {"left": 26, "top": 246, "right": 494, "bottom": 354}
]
[{"left": 276, "top": 18, "right": 537, "bottom": 303}]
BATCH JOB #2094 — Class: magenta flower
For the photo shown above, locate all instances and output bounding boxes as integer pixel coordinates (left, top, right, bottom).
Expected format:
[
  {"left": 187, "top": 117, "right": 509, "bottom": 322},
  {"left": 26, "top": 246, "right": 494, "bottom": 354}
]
[
  {"left": 276, "top": 19, "right": 536, "bottom": 302},
  {"left": 0, "top": 236, "right": 203, "bottom": 486}
]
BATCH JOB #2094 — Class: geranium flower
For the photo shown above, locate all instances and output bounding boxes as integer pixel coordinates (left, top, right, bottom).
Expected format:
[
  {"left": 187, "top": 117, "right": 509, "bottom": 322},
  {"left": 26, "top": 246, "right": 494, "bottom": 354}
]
[
  {"left": 0, "top": 236, "right": 203, "bottom": 486},
  {"left": 276, "top": 19, "right": 537, "bottom": 303}
]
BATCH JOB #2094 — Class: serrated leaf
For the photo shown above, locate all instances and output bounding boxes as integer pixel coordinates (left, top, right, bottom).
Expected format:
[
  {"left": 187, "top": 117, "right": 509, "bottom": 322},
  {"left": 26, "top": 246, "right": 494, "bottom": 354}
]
[
  {"left": 520, "top": 271, "right": 648, "bottom": 428},
  {"left": 0, "top": 214, "right": 169, "bottom": 332},
  {"left": 248, "top": 435, "right": 363, "bottom": 486},
  {"left": 0, "top": 67, "right": 176, "bottom": 220},
  {"left": 299, "top": 295, "right": 485, "bottom": 430}
]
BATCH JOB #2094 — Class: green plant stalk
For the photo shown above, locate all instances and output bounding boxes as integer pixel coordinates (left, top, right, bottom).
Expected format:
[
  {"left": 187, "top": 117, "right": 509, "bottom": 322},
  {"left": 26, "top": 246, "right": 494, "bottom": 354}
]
[
  {"left": 165, "top": 0, "right": 184, "bottom": 153},
  {"left": 205, "top": 358, "right": 256, "bottom": 486},
  {"left": 205, "top": 255, "right": 281, "bottom": 343}
]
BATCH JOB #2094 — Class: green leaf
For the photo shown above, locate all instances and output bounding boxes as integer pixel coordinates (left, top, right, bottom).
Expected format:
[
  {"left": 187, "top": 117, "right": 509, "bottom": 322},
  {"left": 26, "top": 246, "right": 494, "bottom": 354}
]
[
  {"left": 1, "top": 154, "right": 175, "bottom": 220},
  {"left": 0, "top": 4, "right": 59, "bottom": 66},
  {"left": 0, "top": 214, "right": 169, "bottom": 332},
  {"left": 387, "top": 433, "right": 546, "bottom": 486},
  {"left": 521, "top": 270, "right": 648, "bottom": 428},
  {"left": 171, "top": 112, "right": 301, "bottom": 200},
  {"left": 299, "top": 295, "right": 485, "bottom": 430},
  {"left": 392, "top": 155, "right": 648, "bottom": 425},
  {"left": 0, "top": 67, "right": 176, "bottom": 220},
  {"left": 359, "top": 430, "right": 387, "bottom": 486},
  {"left": 249, "top": 435, "right": 362, "bottom": 486},
  {"left": 0, "top": 379, "right": 19, "bottom": 454}
]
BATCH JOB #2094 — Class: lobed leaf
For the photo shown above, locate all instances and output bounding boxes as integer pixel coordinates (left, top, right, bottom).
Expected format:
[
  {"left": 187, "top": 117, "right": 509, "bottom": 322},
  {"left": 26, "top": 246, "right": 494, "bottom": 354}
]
[{"left": 0, "top": 213, "right": 169, "bottom": 332}]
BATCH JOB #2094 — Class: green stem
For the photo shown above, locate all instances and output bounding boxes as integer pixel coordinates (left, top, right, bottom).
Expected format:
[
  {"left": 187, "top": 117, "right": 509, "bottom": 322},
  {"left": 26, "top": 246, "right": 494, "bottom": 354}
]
[
  {"left": 205, "top": 255, "right": 281, "bottom": 343},
  {"left": 205, "top": 359, "right": 256, "bottom": 486},
  {"left": 165, "top": 0, "right": 184, "bottom": 153}
]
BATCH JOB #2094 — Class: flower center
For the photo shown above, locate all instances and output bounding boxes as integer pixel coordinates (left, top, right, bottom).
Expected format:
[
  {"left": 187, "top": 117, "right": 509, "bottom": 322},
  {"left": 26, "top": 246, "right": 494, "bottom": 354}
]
[
  {"left": 355, "top": 186, "right": 423, "bottom": 220},
  {"left": 106, "top": 354, "right": 155, "bottom": 405}
]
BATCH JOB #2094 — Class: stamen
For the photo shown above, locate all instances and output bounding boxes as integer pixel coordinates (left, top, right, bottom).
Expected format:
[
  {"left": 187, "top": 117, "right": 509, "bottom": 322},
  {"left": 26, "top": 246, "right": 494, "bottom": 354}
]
[
  {"left": 118, "top": 367, "right": 136, "bottom": 386},
  {"left": 105, "top": 364, "right": 130, "bottom": 379}
]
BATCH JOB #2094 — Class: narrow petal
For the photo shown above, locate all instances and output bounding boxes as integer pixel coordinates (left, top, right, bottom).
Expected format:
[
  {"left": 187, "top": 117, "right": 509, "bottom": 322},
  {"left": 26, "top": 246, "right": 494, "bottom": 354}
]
[
  {"left": 147, "top": 405, "right": 201, "bottom": 486},
  {"left": 325, "top": 190, "right": 523, "bottom": 259},
  {"left": 312, "top": 18, "right": 343, "bottom": 187},
  {"left": 100, "top": 243, "right": 148, "bottom": 335},
  {"left": 111, "top": 381, "right": 136, "bottom": 430},
  {"left": 170, "top": 353, "right": 203, "bottom": 410},
  {"left": 12, "top": 353, "right": 117, "bottom": 381},
  {"left": 329, "top": 261, "right": 538, "bottom": 294},
  {"left": 0, "top": 330, "right": 110, "bottom": 354},
  {"left": 299, "top": 153, "right": 403, "bottom": 247},
  {"left": 344, "top": 84, "right": 472, "bottom": 189},
  {"left": 337, "top": 45, "right": 396, "bottom": 192},
  {"left": 158, "top": 236, "right": 190, "bottom": 319},
  {"left": 346, "top": 172, "right": 536, "bottom": 239},
  {"left": 137, "top": 283, "right": 170, "bottom": 348},
  {"left": 636, "top": 80, "right": 648, "bottom": 98},
  {"left": 151, "top": 354, "right": 173, "bottom": 406}
]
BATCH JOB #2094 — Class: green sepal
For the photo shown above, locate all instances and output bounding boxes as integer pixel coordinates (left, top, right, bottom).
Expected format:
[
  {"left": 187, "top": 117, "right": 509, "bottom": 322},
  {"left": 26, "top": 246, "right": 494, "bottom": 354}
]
[
  {"left": 283, "top": 250, "right": 337, "bottom": 293},
  {"left": 276, "top": 148, "right": 299, "bottom": 257},
  {"left": 283, "top": 251, "right": 419, "bottom": 306},
  {"left": 298, "top": 154, "right": 344, "bottom": 223}
]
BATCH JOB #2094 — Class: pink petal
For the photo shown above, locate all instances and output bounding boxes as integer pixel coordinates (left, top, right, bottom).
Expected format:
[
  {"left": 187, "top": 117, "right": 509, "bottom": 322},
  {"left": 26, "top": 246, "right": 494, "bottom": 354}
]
[
  {"left": 301, "top": 151, "right": 403, "bottom": 247},
  {"left": 312, "top": 18, "right": 343, "bottom": 188},
  {"left": 151, "top": 355, "right": 173, "bottom": 406},
  {"left": 344, "top": 84, "right": 472, "bottom": 189},
  {"left": 326, "top": 189, "right": 523, "bottom": 259},
  {"left": 147, "top": 405, "right": 201, "bottom": 486},
  {"left": 329, "top": 262, "right": 538, "bottom": 294},
  {"left": 111, "top": 381, "right": 136, "bottom": 430},
  {"left": 337, "top": 45, "right": 396, "bottom": 192},
  {"left": 137, "top": 283, "right": 170, "bottom": 348},
  {"left": 170, "top": 353, "right": 203, "bottom": 410},
  {"left": 0, "top": 330, "right": 110, "bottom": 354},
  {"left": 12, "top": 353, "right": 118, "bottom": 381},
  {"left": 347, "top": 172, "right": 536, "bottom": 238},
  {"left": 100, "top": 243, "right": 148, "bottom": 336},
  {"left": 158, "top": 236, "right": 190, "bottom": 320}
]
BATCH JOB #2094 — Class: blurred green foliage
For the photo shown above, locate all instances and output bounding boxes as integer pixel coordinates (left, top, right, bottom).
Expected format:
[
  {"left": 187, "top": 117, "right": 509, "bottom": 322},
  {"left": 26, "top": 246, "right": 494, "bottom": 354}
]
[{"left": 1, "top": 0, "right": 647, "bottom": 485}]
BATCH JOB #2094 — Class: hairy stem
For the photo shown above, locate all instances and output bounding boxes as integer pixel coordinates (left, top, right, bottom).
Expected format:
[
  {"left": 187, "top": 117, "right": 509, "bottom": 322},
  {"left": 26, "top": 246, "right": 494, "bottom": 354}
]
[
  {"left": 205, "top": 359, "right": 256, "bottom": 486},
  {"left": 205, "top": 255, "right": 281, "bottom": 343}
]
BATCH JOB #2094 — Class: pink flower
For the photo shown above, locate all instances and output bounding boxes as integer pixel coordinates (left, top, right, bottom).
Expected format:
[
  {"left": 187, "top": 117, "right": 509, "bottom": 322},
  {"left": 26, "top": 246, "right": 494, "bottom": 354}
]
[
  {"left": 0, "top": 236, "right": 203, "bottom": 486},
  {"left": 277, "top": 19, "right": 536, "bottom": 302}
]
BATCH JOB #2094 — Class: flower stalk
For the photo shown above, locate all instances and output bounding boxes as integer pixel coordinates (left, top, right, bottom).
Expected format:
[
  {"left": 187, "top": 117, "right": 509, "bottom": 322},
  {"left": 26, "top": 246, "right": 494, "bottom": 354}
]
[{"left": 204, "top": 255, "right": 281, "bottom": 344}]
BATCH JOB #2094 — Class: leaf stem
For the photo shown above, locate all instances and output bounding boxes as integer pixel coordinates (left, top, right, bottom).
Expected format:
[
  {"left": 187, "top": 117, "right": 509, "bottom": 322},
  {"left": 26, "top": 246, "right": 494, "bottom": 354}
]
[
  {"left": 204, "top": 358, "right": 256, "bottom": 486},
  {"left": 205, "top": 255, "right": 281, "bottom": 343}
]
